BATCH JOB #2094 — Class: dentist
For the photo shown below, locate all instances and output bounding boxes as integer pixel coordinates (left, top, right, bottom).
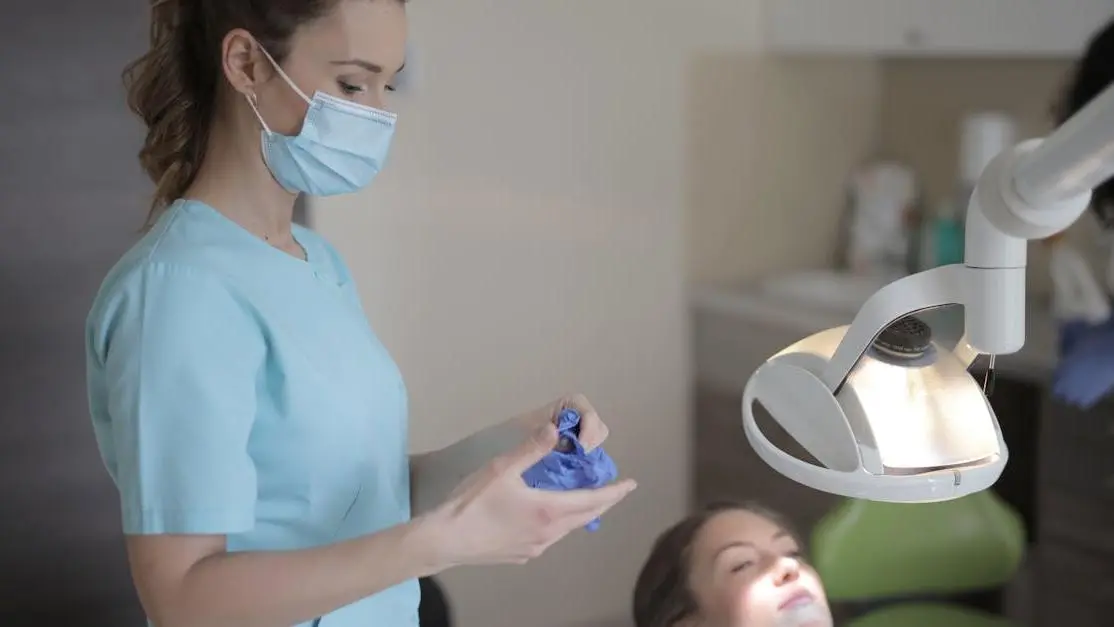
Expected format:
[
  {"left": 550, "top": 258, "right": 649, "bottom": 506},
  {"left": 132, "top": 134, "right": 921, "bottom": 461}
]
[{"left": 84, "top": 1, "right": 636, "bottom": 626}]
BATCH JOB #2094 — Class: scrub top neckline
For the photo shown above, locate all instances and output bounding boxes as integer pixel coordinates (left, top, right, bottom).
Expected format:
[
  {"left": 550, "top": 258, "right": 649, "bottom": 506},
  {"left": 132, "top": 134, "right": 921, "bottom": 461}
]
[{"left": 176, "top": 198, "right": 324, "bottom": 273}]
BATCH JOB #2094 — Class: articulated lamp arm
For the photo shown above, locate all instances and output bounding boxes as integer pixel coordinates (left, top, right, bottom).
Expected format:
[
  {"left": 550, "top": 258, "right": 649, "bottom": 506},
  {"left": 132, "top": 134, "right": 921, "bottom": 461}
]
[
  {"left": 820, "top": 82, "right": 1114, "bottom": 393},
  {"left": 742, "top": 83, "right": 1114, "bottom": 503}
]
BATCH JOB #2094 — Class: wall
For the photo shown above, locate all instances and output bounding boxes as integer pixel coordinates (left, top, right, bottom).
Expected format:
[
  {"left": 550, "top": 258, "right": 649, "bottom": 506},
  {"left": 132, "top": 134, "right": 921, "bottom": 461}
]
[
  {"left": 311, "top": 1, "right": 760, "bottom": 625},
  {"left": 879, "top": 58, "right": 1104, "bottom": 294},
  {"left": 0, "top": 2, "right": 152, "bottom": 624},
  {"left": 686, "top": 56, "right": 882, "bottom": 284}
]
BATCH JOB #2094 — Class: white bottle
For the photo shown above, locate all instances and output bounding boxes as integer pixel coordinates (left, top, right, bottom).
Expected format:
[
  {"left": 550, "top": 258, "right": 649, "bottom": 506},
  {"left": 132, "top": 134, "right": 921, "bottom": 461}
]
[{"left": 847, "top": 161, "right": 918, "bottom": 281}]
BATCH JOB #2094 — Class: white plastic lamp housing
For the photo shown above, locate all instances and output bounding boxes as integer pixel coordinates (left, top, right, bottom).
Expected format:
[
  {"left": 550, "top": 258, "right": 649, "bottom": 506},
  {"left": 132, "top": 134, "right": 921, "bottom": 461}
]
[
  {"left": 743, "top": 325, "right": 1005, "bottom": 503},
  {"left": 742, "top": 79, "right": 1114, "bottom": 503},
  {"left": 743, "top": 267, "right": 1008, "bottom": 503}
]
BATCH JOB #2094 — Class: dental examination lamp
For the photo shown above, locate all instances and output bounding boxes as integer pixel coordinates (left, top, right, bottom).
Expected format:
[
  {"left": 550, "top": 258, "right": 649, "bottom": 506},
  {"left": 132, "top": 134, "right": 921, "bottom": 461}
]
[{"left": 742, "top": 83, "right": 1114, "bottom": 504}]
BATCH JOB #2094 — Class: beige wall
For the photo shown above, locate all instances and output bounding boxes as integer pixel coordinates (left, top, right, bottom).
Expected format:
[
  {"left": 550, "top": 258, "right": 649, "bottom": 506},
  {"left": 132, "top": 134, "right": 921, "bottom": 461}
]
[
  {"left": 879, "top": 59, "right": 1072, "bottom": 216},
  {"left": 878, "top": 58, "right": 1103, "bottom": 294},
  {"left": 310, "top": 1, "right": 768, "bottom": 625},
  {"left": 687, "top": 55, "right": 1107, "bottom": 292},
  {"left": 686, "top": 56, "right": 882, "bottom": 284}
]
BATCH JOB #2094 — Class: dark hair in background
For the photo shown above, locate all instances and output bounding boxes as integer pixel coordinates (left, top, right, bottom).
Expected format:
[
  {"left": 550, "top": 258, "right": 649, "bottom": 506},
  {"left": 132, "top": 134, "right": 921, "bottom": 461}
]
[
  {"left": 1056, "top": 18, "right": 1114, "bottom": 228},
  {"left": 631, "top": 501, "right": 802, "bottom": 627},
  {"left": 122, "top": 0, "right": 405, "bottom": 227}
]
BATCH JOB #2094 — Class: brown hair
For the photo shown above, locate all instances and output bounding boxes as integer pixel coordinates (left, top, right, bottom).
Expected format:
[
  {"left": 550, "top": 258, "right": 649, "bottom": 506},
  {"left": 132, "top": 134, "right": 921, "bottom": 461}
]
[
  {"left": 123, "top": 0, "right": 404, "bottom": 227},
  {"left": 1055, "top": 17, "right": 1114, "bottom": 227},
  {"left": 632, "top": 501, "right": 801, "bottom": 627}
]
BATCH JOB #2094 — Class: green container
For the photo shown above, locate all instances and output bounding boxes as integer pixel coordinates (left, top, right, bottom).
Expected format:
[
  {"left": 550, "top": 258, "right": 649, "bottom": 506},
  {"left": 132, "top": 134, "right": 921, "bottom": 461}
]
[{"left": 932, "top": 216, "right": 965, "bottom": 267}]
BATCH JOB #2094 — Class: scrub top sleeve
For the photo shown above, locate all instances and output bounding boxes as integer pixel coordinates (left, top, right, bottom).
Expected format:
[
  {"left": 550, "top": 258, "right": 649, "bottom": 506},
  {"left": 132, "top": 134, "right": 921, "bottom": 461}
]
[{"left": 101, "top": 263, "right": 264, "bottom": 536}]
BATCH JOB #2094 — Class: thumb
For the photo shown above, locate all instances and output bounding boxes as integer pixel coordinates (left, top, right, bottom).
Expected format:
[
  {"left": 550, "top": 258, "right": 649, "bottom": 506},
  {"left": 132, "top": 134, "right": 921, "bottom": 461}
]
[{"left": 506, "top": 423, "right": 559, "bottom": 475}]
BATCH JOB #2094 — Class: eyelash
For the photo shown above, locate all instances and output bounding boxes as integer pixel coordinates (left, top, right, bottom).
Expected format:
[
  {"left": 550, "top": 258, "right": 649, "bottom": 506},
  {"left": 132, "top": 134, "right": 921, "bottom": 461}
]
[
  {"left": 338, "top": 80, "right": 364, "bottom": 95},
  {"left": 338, "top": 80, "right": 396, "bottom": 95},
  {"left": 730, "top": 551, "right": 802, "bottom": 573}
]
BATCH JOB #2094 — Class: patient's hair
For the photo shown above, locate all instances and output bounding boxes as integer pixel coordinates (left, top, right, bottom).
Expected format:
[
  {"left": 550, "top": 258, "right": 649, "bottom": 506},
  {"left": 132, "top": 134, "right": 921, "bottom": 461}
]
[
  {"left": 631, "top": 501, "right": 800, "bottom": 627},
  {"left": 1056, "top": 18, "right": 1114, "bottom": 227}
]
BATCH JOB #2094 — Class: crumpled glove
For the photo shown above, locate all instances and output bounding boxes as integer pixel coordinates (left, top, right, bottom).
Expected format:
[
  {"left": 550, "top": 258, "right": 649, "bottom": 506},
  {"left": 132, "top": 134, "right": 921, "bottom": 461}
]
[
  {"left": 521, "top": 408, "right": 619, "bottom": 531},
  {"left": 1053, "top": 316, "right": 1114, "bottom": 409}
]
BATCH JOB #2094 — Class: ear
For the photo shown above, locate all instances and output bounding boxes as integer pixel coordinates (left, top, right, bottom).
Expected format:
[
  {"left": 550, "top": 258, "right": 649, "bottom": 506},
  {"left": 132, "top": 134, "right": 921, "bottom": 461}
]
[{"left": 221, "top": 28, "right": 275, "bottom": 97}]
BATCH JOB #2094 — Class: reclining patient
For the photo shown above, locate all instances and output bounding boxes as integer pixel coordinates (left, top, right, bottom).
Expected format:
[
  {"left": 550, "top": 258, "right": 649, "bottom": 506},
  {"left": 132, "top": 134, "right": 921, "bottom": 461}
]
[{"left": 632, "top": 501, "right": 832, "bottom": 627}]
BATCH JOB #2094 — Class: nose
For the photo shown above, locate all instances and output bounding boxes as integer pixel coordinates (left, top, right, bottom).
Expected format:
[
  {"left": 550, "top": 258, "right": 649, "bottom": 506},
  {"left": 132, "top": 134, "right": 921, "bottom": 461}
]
[
  {"left": 771, "top": 556, "right": 801, "bottom": 586},
  {"left": 369, "top": 93, "right": 389, "bottom": 112}
]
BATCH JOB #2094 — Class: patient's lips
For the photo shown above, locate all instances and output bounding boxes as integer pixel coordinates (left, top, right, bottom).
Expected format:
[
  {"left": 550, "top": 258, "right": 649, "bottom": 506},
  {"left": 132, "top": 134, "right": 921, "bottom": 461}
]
[{"left": 777, "top": 589, "right": 815, "bottom": 611}]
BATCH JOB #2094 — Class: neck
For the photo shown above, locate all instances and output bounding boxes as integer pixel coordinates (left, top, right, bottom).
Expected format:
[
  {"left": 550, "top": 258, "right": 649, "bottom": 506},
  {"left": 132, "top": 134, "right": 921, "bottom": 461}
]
[{"left": 185, "top": 109, "right": 299, "bottom": 244}]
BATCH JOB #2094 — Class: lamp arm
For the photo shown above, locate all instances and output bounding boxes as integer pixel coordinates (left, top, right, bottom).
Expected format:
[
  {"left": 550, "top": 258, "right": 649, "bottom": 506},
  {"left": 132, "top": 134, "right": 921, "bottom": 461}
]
[
  {"left": 819, "top": 264, "right": 968, "bottom": 393},
  {"left": 805, "top": 83, "right": 1114, "bottom": 393},
  {"left": 1015, "top": 80, "right": 1114, "bottom": 209},
  {"left": 958, "top": 82, "right": 1114, "bottom": 354}
]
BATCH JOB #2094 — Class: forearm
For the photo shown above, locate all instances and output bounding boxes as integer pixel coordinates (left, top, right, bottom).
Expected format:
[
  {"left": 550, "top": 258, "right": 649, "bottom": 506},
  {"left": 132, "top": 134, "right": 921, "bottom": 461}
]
[
  {"left": 155, "top": 518, "right": 445, "bottom": 627},
  {"left": 410, "top": 418, "right": 526, "bottom": 515}
]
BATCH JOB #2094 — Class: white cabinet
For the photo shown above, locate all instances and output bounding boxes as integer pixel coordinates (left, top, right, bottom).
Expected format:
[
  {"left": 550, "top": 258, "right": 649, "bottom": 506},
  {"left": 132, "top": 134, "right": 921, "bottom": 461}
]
[{"left": 765, "top": 0, "right": 1114, "bottom": 57}]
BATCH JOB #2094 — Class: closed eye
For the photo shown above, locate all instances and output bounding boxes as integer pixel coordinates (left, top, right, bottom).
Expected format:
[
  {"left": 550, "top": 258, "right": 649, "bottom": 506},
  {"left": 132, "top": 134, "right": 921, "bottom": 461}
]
[
  {"left": 338, "top": 80, "right": 367, "bottom": 95},
  {"left": 730, "top": 561, "right": 754, "bottom": 573}
]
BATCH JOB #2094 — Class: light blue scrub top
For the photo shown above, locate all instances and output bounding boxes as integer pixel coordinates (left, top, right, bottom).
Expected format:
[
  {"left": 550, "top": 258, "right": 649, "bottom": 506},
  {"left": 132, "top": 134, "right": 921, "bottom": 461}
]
[{"left": 85, "top": 199, "right": 419, "bottom": 626}]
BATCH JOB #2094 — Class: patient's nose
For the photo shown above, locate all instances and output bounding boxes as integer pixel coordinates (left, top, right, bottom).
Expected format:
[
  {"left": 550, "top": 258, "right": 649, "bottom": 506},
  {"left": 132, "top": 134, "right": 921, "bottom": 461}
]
[{"left": 771, "top": 557, "right": 801, "bottom": 586}]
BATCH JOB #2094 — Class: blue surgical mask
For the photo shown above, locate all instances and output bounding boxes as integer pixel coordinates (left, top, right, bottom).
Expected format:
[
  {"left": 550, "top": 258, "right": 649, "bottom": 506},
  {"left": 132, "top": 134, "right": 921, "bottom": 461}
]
[{"left": 245, "top": 46, "right": 397, "bottom": 196}]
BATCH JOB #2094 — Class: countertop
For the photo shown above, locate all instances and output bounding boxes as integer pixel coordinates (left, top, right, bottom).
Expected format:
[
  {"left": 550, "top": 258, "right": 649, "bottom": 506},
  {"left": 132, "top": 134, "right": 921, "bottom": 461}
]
[{"left": 690, "top": 283, "right": 1059, "bottom": 385}]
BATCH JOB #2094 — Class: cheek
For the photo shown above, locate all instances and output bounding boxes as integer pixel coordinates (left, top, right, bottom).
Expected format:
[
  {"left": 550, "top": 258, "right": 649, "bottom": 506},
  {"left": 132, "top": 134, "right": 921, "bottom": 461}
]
[
  {"left": 801, "top": 570, "right": 830, "bottom": 607},
  {"left": 256, "top": 74, "right": 313, "bottom": 136},
  {"left": 711, "top": 578, "right": 766, "bottom": 625}
]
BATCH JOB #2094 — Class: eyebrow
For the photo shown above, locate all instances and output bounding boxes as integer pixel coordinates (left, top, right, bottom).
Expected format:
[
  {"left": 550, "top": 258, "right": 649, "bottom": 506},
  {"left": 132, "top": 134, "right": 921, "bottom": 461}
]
[{"left": 330, "top": 59, "right": 406, "bottom": 75}]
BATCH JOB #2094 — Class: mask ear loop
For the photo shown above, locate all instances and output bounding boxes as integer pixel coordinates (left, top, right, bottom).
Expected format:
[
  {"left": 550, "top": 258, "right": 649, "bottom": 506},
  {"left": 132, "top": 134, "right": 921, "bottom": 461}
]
[
  {"left": 243, "top": 43, "right": 315, "bottom": 135},
  {"left": 256, "top": 45, "right": 313, "bottom": 105},
  {"left": 244, "top": 92, "right": 272, "bottom": 135}
]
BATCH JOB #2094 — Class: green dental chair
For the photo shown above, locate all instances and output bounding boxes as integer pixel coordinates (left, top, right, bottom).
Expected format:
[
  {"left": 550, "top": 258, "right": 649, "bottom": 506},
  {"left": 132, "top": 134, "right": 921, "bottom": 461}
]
[{"left": 811, "top": 491, "right": 1026, "bottom": 626}]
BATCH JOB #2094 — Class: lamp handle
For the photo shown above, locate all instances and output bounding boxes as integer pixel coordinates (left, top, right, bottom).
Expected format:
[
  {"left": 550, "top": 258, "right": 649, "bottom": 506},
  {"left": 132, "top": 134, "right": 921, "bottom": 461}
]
[{"left": 820, "top": 264, "right": 968, "bottom": 393}]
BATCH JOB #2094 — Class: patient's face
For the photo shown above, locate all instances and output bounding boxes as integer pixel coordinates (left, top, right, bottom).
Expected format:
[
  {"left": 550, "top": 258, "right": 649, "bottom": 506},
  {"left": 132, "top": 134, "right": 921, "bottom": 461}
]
[{"left": 684, "top": 510, "right": 832, "bottom": 627}]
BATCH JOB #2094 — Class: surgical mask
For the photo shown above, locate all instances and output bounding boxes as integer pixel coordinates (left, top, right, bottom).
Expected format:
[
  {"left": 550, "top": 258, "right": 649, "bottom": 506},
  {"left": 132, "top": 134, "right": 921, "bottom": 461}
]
[{"left": 245, "top": 46, "right": 397, "bottom": 196}]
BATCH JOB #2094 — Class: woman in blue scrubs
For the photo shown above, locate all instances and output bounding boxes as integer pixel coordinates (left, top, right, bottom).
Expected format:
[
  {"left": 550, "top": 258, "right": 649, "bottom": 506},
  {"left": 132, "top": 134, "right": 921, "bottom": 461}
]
[{"left": 84, "top": 1, "right": 636, "bottom": 625}]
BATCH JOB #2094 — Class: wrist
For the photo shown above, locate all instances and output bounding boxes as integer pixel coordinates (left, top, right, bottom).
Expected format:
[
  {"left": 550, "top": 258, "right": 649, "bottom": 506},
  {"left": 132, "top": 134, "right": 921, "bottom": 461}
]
[{"left": 403, "top": 509, "right": 461, "bottom": 577}]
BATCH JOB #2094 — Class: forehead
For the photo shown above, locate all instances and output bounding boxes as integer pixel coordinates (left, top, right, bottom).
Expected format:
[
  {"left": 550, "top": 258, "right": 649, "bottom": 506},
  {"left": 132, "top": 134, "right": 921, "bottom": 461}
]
[
  {"left": 692, "top": 510, "right": 791, "bottom": 559},
  {"left": 292, "top": 0, "right": 408, "bottom": 69}
]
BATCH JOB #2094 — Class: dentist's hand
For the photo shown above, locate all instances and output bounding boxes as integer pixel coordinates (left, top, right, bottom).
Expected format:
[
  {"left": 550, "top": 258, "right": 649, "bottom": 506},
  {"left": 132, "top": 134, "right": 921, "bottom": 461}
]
[
  {"left": 424, "top": 423, "right": 636, "bottom": 567},
  {"left": 515, "top": 394, "right": 610, "bottom": 451}
]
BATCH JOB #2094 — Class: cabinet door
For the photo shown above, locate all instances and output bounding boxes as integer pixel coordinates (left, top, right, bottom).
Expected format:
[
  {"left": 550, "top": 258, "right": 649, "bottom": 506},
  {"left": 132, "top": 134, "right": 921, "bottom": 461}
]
[
  {"left": 1038, "top": 396, "right": 1114, "bottom": 557},
  {"left": 1036, "top": 545, "right": 1114, "bottom": 625},
  {"left": 765, "top": 0, "right": 1114, "bottom": 57}
]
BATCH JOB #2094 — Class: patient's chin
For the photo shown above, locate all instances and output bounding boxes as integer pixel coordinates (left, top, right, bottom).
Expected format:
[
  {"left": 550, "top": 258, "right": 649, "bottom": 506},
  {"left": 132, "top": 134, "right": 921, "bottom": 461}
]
[{"left": 773, "top": 601, "right": 832, "bottom": 627}]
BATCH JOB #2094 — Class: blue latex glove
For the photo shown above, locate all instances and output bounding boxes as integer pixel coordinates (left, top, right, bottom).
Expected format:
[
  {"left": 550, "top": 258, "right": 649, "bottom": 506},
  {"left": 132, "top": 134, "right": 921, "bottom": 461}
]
[
  {"left": 1059, "top": 319, "right": 1103, "bottom": 357},
  {"left": 1053, "top": 317, "right": 1114, "bottom": 409},
  {"left": 521, "top": 408, "right": 619, "bottom": 531}
]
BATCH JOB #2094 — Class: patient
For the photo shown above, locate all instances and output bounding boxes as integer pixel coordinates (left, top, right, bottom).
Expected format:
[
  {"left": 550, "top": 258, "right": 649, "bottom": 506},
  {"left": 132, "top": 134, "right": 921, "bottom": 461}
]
[{"left": 632, "top": 501, "right": 832, "bottom": 627}]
